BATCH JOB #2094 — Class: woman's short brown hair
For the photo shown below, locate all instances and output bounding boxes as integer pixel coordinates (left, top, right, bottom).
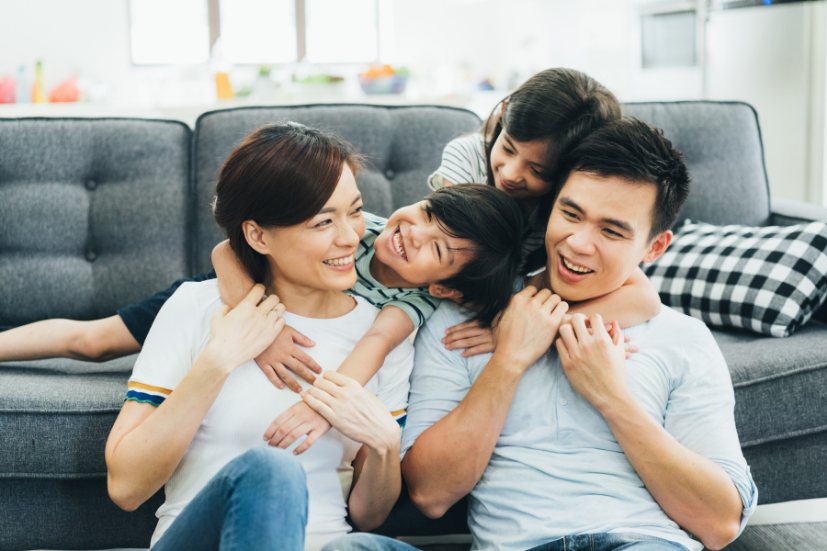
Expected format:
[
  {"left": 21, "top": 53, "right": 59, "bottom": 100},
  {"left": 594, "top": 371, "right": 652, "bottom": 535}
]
[{"left": 212, "top": 122, "right": 359, "bottom": 284}]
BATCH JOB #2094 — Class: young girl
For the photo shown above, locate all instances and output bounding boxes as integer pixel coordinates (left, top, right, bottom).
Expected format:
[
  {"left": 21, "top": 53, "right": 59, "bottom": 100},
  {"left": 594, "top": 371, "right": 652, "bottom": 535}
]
[{"left": 432, "top": 67, "right": 661, "bottom": 353}]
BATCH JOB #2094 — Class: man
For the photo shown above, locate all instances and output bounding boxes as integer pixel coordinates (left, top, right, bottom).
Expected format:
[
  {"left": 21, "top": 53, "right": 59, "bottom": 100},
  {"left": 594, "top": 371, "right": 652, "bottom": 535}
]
[{"left": 324, "top": 119, "right": 757, "bottom": 551}]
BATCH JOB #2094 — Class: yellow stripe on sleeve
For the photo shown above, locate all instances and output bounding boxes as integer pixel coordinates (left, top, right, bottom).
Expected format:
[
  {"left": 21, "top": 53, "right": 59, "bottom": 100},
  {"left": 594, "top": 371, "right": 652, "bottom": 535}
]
[{"left": 128, "top": 381, "right": 173, "bottom": 395}]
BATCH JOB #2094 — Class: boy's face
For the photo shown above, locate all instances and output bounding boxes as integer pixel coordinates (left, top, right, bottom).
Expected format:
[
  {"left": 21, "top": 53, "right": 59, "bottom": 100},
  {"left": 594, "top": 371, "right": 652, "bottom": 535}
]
[
  {"left": 374, "top": 201, "right": 474, "bottom": 286},
  {"left": 545, "top": 171, "right": 671, "bottom": 302}
]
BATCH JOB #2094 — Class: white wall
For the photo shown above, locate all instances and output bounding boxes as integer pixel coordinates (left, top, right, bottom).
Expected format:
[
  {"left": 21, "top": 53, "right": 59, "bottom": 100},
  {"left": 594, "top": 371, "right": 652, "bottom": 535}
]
[{"left": 704, "top": 2, "right": 826, "bottom": 204}]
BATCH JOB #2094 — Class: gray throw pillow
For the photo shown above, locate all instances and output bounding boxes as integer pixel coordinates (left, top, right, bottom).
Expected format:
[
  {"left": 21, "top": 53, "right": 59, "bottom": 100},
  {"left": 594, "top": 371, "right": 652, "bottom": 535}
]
[{"left": 643, "top": 220, "right": 827, "bottom": 337}]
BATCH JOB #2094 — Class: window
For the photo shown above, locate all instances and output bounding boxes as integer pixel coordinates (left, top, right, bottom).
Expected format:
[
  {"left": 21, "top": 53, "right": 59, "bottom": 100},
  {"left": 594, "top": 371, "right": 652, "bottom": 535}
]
[
  {"left": 130, "top": 0, "right": 380, "bottom": 65},
  {"left": 130, "top": 0, "right": 211, "bottom": 65},
  {"left": 641, "top": 10, "right": 697, "bottom": 69}
]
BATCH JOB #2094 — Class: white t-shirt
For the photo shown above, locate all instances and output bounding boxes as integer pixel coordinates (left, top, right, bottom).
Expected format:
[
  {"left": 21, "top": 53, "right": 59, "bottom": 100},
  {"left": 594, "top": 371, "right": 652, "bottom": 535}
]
[
  {"left": 428, "top": 134, "right": 546, "bottom": 259},
  {"left": 127, "top": 280, "right": 414, "bottom": 550}
]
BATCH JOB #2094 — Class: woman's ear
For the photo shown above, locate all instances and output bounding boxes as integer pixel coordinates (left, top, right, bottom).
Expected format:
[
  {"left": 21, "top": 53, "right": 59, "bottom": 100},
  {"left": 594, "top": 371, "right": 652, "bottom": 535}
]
[
  {"left": 242, "top": 221, "right": 270, "bottom": 256},
  {"left": 428, "top": 283, "right": 463, "bottom": 302}
]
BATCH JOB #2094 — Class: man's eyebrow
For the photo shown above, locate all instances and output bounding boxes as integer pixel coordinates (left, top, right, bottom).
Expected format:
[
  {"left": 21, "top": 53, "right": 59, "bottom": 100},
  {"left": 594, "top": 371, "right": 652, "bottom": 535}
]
[
  {"left": 559, "top": 197, "right": 635, "bottom": 235},
  {"left": 317, "top": 193, "right": 362, "bottom": 214}
]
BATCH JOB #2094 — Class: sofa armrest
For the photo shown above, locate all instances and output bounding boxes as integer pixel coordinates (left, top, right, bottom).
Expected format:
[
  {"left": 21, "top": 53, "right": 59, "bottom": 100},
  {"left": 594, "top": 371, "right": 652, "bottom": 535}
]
[{"left": 771, "top": 198, "right": 827, "bottom": 226}]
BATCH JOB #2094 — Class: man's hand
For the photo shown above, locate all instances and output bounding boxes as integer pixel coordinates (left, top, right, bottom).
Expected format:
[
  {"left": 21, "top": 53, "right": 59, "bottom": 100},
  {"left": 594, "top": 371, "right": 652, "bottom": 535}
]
[
  {"left": 494, "top": 286, "right": 569, "bottom": 371},
  {"left": 442, "top": 320, "right": 497, "bottom": 357},
  {"left": 256, "top": 326, "right": 323, "bottom": 393},
  {"left": 263, "top": 400, "right": 331, "bottom": 455},
  {"left": 556, "top": 313, "right": 630, "bottom": 412}
]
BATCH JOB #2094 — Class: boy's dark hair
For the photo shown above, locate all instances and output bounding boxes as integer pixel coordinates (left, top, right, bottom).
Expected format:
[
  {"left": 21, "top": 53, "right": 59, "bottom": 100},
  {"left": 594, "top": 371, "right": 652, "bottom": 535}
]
[
  {"left": 483, "top": 67, "right": 622, "bottom": 184},
  {"left": 425, "top": 184, "right": 524, "bottom": 328},
  {"left": 523, "top": 118, "right": 691, "bottom": 274},
  {"left": 212, "top": 122, "right": 360, "bottom": 285}
]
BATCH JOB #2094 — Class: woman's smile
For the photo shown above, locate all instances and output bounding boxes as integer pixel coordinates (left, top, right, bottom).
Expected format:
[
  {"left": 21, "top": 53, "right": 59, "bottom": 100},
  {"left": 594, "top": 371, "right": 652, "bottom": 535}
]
[{"left": 322, "top": 254, "right": 355, "bottom": 271}]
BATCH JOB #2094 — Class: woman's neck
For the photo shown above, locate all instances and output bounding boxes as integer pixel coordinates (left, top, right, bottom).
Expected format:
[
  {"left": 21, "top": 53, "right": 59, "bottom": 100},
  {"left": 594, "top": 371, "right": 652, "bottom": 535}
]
[{"left": 266, "top": 276, "right": 356, "bottom": 319}]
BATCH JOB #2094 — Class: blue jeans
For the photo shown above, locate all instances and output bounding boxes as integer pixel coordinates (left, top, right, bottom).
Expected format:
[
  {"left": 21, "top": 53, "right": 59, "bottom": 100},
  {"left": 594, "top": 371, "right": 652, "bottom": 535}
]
[
  {"left": 153, "top": 447, "right": 308, "bottom": 551},
  {"left": 320, "top": 532, "right": 689, "bottom": 551}
]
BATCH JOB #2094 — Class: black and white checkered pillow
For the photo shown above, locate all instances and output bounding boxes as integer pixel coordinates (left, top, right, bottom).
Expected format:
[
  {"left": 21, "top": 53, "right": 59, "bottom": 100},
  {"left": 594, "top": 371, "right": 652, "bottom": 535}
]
[{"left": 643, "top": 220, "right": 827, "bottom": 337}]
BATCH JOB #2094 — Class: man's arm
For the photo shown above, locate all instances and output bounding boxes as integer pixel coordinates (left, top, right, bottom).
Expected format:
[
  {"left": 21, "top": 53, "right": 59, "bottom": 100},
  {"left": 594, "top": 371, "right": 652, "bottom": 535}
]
[
  {"left": 403, "top": 287, "right": 568, "bottom": 518},
  {"left": 557, "top": 314, "right": 744, "bottom": 551}
]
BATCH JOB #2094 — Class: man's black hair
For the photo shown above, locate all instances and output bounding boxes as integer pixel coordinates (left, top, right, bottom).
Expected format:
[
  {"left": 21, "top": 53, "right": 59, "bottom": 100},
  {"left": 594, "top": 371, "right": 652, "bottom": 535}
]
[
  {"left": 425, "top": 184, "right": 524, "bottom": 327},
  {"left": 523, "top": 118, "right": 691, "bottom": 274}
]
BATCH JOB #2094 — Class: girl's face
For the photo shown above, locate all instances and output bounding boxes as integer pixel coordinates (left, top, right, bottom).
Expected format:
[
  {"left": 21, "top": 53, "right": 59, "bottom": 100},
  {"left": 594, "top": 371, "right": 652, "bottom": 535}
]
[
  {"left": 257, "top": 165, "right": 366, "bottom": 292},
  {"left": 374, "top": 201, "right": 474, "bottom": 286},
  {"left": 490, "top": 131, "right": 554, "bottom": 200}
]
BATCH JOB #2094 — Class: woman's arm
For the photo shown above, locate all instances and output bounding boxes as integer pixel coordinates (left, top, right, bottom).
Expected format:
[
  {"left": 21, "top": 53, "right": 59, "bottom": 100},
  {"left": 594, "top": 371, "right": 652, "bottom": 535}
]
[
  {"left": 566, "top": 267, "right": 661, "bottom": 329},
  {"left": 105, "top": 286, "right": 284, "bottom": 511},
  {"left": 302, "top": 371, "right": 402, "bottom": 530}
]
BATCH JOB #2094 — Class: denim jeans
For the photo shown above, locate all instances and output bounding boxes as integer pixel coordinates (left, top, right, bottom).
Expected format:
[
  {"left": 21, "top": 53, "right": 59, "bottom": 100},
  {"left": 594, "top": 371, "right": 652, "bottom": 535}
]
[
  {"left": 320, "top": 532, "right": 689, "bottom": 551},
  {"left": 153, "top": 447, "right": 308, "bottom": 551}
]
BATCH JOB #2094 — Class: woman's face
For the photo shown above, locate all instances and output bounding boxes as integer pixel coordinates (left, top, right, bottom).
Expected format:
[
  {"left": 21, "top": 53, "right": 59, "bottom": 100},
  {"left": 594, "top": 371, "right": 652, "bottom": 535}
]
[
  {"left": 489, "top": 131, "right": 554, "bottom": 200},
  {"left": 374, "top": 201, "right": 475, "bottom": 286},
  {"left": 258, "top": 165, "right": 365, "bottom": 292}
]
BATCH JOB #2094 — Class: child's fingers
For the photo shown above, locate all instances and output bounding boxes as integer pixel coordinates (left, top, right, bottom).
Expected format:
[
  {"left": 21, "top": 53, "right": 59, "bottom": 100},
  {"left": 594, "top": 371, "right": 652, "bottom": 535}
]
[
  {"left": 445, "top": 320, "right": 479, "bottom": 335},
  {"left": 273, "top": 363, "right": 303, "bottom": 394},
  {"left": 442, "top": 327, "right": 485, "bottom": 345},
  {"left": 255, "top": 360, "right": 285, "bottom": 390},
  {"left": 461, "top": 342, "right": 496, "bottom": 358},
  {"left": 292, "top": 424, "right": 331, "bottom": 455},
  {"left": 446, "top": 334, "right": 493, "bottom": 351},
  {"left": 624, "top": 334, "right": 633, "bottom": 343},
  {"left": 263, "top": 411, "right": 300, "bottom": 442},
  {"left": 270, "top": 423, "right": 309, "bottom": 450},
  {"left": 290, "top": 348, "right": 322, "bottom": 375},
  {"left": 289, "top": 327, "right": 316, "bottom": 349},
  {"left": 285, "top": 355, "right": 318, "bottom": 384}
]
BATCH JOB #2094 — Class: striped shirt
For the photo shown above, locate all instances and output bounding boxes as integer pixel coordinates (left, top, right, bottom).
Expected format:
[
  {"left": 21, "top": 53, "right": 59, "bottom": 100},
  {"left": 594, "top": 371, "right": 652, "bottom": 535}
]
[
  {"left": 350, "top": 213, "right": 441, "bottom": 328},
  {"left": 428, "top": 134, "right": 546, "bottom": 260}
]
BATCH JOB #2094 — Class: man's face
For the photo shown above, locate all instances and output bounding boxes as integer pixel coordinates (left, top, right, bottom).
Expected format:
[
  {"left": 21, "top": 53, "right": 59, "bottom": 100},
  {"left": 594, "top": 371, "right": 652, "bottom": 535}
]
[{"left": 545, "top": 171, "right": 670, "bottom": 302}]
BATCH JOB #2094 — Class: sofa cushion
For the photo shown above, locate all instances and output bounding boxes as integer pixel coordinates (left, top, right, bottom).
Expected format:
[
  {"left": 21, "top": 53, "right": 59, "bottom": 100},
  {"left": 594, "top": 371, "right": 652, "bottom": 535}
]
[
  {"left": 714, "top": 320, "right": 827, "bottom": 448},
  {"left": 645, "top": 220, "right": 827, "bottom": 337},
  {"left": 192, "top": 105, "right": 481, "bottom": 275},
  {"left": 625, "top": 102, "right": 771, "bottom": 228},
  {"left": 0, "top": 118, "right": 192, "bottom": 327}
]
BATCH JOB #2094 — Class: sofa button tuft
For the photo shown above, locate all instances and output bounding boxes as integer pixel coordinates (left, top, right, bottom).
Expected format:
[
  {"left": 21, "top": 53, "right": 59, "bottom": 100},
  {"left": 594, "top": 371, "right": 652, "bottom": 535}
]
[
  {"left": 384, "top": 169, "right": 395, "bottom": 179},
  {"left": 85, "top": 250, "right": 97, "bottom": 262},
  {"left": 85, "top": 179, "right": 97, "bottom": 191}
]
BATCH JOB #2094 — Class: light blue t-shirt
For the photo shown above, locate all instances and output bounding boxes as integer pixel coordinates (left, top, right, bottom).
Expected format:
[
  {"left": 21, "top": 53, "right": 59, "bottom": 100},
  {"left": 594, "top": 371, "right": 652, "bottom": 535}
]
[{"left": 402, "top": 296, "right": 757, "bottom": 551}]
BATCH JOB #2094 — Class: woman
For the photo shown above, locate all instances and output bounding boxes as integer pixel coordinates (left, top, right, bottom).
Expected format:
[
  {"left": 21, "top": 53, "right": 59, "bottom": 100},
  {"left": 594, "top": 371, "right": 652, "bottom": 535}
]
[{"left": 105, "top": 122, "right": 413, "bottom": 551}]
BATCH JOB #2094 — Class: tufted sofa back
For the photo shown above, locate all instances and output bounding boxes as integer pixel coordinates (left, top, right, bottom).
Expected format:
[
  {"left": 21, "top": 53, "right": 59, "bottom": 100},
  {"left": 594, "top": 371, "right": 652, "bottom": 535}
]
[
  {"left": 192, "top": 105, "right": 481, "bottom": 275},
  {"left": 0, "top": 118, "right": 191, "bottom": 329}
]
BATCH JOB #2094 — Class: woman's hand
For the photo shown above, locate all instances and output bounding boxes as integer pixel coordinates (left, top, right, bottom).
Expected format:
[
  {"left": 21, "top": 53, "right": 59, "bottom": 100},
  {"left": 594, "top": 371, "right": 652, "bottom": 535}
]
[
  {"left": 206, "top": 284, "right": 286, "bottom": 373},
  {"left": 255, "top": 327, "right": 323, "bottom": 392},
  {"left": 302, "top": 371, "right": 400, "bottom": 453},
  {"left": 442, "top": 320, "right": 497, "bottom": 357},
  {"left": 262, "top": 400, "right": 331, "bottom": 455}
]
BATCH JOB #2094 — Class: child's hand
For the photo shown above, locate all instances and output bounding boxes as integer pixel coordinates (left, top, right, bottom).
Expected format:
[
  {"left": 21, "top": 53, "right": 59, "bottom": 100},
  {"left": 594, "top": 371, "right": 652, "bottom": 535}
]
[
  {"left": 442, "top": 320, "right": 498, "bottom": 357},
  {"left": 256, "top": 326, "right": 323, "bottom": 393},
  {"left": 263, "top": 400, "right": 332, "bottom": 455}
]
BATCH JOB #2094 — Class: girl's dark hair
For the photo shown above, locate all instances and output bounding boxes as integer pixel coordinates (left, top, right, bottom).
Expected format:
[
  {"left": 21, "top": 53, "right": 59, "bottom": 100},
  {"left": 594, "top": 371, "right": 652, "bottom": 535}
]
[
  {"left": 425, "top": 184, "right": 524, "bottom": 327},
  {"left": 483, "top": 67, "right": 622, "bottom": 185},
  {"left": 212, "top": 122, "right": 359, "bottom": 284}
]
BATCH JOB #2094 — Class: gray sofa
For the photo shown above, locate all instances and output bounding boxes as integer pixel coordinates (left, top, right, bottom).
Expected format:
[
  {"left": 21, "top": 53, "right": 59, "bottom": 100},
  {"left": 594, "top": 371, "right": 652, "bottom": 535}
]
[{"left": 0, "top": 102, "right": 825, "bottom": 551}]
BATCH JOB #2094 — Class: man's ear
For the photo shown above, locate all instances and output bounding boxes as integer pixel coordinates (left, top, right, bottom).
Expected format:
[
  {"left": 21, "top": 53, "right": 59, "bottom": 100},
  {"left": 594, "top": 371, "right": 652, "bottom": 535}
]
[
  {"left": 641, "top": 230, "right": 672, "bottom": 264},
  {"left": 242, "top": 220, "right": 270, "bottom": 256},
  {"left": 428, "top": 283, "right": 463, "bottom": 302}
]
